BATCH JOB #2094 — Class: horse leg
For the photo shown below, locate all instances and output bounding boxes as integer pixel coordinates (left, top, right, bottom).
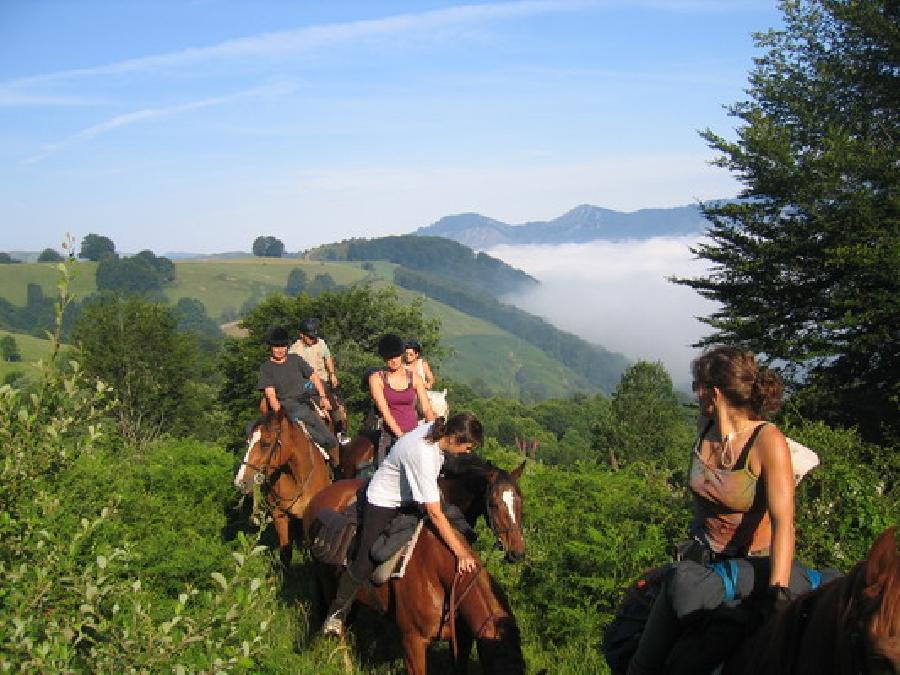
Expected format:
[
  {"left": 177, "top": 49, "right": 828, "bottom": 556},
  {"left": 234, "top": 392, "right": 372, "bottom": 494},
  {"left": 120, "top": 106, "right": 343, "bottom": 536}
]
[
  {"left": 401, "top": 633, "right": 429, "bottom": 675},
  {"left": 273, "top": 509, "right": 293, "bottom": 568}
]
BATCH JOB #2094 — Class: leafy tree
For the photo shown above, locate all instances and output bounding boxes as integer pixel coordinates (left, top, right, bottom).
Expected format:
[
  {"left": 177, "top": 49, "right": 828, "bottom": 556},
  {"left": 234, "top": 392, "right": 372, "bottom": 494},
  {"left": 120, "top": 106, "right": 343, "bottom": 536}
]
[
  {"left": 96, "top": 256, "right": 163, "bottom": 295},
  {"left": 174, "top": 297, "right": 222, "bottom": 340},
  {"left": 592, "top": 361, "right": 692, "bottom": 470},
  {"left": 37, "top": 248, "right": 64, "bottom": 263},
  {"left": 305, "top": 272, "right": 337, "bottom": 297},
  {"left": 0, "top": 335, "right": 20, "bottom": 362},
  {"left": 251, "top": 236, "right": 285, "bottom": 258},
  {"left": 674, "top": 0, "right": 899, "bottom": 443},
  {"left": 78, "top": 233, "right": 116, "bottom": 261},
  {"left": 0, "top": 253, "right": 20, "bottom": 264},
  {"left": 73, "top": 294, "right": 197, "bottom": 445},
  {"left": 134, "top": 249, "right": 176, "bottom": 282},
  {"left": 285, "top": 267, "right": 308, "bottom": 296}
]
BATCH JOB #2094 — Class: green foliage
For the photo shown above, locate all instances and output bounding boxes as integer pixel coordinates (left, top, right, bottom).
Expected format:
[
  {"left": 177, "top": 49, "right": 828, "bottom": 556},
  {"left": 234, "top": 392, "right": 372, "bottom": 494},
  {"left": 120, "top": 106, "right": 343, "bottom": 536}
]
[
  {"left": 285, "top": 266, "right": 308, "bottom": 295},
  {"left": 73, "top": 294, "right": 216, "bottom": 445},
  {"left": 396, "top": 265, "right": 628, "bottom": 394},
  {"left": 96, "top": 250, "right": 176, "bottom": 296},
  {"left": 0, "top": 252, "right": 21, "bottom": 264},
  {"left": 306, "top": 272, "right": 337, "bottom": 297},
  {"left": 592, "top": 361, "right": 694, "bottom": 470},
  {"left": 311, "top": 234, "right": 536, "bottom": 296},
  {"left": 676, "top": 0, "right": 900, "bottom": 443},
  {"left": 251, "top": 236, "right": 285, "bottom": 258},
  {"left": 37, "top": 247, "right": 65, "bottom": 263},
  {"left": 0, "top": 334, "right": 20, "bottom": 361},
  {"left": 786, "top": 418, "right": 898, "bottom": 568},
  {"left": 174, "top": 296, "right": 222, "bottom": 339},
  {"left": 220, "top": 284, "right": 444, "bottom": 432},
  {"left": 78, "top": 233, "right": 116, "bottom": 261}
]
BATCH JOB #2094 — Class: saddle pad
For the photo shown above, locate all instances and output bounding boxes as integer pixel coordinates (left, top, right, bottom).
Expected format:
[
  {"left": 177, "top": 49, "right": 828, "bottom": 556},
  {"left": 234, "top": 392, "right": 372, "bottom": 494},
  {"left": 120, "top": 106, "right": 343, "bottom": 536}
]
[
  {"left": 295, "top": 420, "right": 331, "bottom": 462},
  {"left": 371, "top": 518, "right": 425, "bottom": 585},
  {"left": 309, "top": 506, "right": 358, "bottom": 567}
]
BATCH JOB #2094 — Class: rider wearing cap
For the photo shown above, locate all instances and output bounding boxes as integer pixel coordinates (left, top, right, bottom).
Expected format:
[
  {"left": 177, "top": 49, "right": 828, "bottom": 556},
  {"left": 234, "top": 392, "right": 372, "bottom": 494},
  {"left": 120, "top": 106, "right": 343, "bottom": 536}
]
[
  {"left": 289, "top": 318, "right": 348, "bottom": 443},
  {"left": 258, "top": 325, "right": 338, "bottom": 457}
]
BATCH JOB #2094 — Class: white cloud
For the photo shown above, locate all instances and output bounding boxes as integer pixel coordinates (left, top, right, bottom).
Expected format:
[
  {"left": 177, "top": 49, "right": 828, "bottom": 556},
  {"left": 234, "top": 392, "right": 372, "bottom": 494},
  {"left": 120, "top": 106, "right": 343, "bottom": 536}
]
[
  {"left": 488, "top": 237, "right": 719, "bottom": 389},
  {"left": 22, "top": 81, "right": 295, "bottom": 164}
]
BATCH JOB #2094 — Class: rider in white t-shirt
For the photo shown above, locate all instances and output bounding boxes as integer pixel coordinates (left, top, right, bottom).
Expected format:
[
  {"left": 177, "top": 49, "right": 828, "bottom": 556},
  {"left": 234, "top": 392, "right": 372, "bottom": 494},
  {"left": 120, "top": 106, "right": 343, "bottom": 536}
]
[{"left": 322, "top": 413, "right": 483, "bottom": 637}]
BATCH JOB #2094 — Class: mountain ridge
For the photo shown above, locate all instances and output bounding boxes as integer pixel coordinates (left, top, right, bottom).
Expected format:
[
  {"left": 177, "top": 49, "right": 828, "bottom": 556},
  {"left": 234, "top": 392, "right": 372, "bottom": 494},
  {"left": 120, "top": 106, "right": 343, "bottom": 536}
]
[{"left": 413, "top": 203, "right": 711, "bottom": 248}]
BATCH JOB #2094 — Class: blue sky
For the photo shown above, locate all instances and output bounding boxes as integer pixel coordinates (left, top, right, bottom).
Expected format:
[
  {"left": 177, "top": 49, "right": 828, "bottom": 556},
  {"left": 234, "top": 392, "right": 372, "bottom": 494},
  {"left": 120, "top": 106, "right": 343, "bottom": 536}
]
[{"left": 1, "top": 0, "right": 782, "bottom": 254}]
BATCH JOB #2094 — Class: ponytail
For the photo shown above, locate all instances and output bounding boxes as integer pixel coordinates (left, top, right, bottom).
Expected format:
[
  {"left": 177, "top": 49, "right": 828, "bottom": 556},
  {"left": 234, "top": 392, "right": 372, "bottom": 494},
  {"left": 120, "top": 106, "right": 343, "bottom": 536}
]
[{"left": 426, "top": 412, "right": 483, "bottom": 448}]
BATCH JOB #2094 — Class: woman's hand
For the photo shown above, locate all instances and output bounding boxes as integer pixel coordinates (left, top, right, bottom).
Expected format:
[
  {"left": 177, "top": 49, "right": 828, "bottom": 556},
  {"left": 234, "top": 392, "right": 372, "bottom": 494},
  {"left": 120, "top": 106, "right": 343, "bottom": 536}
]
[{"left": 456, "top": 553, "right": 477, "bottom": 575}]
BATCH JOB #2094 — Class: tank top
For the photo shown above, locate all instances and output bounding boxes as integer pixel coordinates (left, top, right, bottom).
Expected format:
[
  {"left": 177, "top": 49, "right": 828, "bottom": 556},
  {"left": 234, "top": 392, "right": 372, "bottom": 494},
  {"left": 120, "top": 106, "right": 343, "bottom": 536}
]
[
  {"left": 689, "top": 421, "right": 772, "bottom": 556},
  {"left": 381, "top": 370, "right": 418, "bottom": 434}
]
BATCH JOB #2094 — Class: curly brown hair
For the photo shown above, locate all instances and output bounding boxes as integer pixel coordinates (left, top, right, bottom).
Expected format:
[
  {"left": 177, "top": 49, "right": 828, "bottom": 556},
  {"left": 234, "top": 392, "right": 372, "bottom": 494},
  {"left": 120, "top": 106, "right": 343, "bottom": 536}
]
[{"left": 691, "top": 346, "right": 784, "bottom": 417}]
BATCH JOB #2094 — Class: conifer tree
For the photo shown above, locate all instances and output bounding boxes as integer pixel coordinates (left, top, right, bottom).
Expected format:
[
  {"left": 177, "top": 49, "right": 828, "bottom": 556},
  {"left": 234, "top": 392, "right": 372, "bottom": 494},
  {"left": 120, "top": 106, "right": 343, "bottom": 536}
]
[{"left": 675, "top": 0, "right": 899, "bottom": 441}]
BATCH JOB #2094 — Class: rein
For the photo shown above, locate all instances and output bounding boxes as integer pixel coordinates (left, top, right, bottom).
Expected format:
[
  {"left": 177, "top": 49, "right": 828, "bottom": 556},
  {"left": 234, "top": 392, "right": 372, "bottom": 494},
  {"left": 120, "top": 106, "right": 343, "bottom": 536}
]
[{"left": 448, "top": 564, "right": 498, "bottom": 659}]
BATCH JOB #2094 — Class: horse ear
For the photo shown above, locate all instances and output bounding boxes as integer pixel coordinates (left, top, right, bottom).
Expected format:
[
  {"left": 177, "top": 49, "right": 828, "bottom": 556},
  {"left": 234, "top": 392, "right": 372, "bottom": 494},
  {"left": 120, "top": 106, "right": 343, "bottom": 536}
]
[
  {"left": 510, "top": 460, "right": 526, "bottom": 481},
  {"left": 865, "top": 526, "right": 898, "bottom": 587},
  {"left": 259, "top": 396, "right": 269, "bottom": 415}
]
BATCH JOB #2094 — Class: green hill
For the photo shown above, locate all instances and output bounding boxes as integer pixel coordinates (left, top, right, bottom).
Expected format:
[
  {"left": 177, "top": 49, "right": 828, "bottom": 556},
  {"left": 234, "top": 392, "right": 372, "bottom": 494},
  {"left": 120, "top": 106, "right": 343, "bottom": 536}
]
[
  {"left": 0, "top": 257, "right": 615, "bottom": 401},
  {"left": 0, "top": 329, "right": 63, "bottom": 383}
]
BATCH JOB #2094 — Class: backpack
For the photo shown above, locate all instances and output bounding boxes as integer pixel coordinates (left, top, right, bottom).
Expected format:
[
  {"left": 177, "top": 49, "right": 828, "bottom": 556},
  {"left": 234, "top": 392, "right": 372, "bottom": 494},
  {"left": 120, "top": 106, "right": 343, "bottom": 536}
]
[{"left": 602, "top": 564, "right": 673, "bottom": 674}]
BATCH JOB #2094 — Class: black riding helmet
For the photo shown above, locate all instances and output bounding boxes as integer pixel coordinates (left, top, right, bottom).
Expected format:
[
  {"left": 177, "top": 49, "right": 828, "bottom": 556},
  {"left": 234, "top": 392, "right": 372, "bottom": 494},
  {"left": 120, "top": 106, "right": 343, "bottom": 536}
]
[
  {"left": 265, "top": 325, "right": 292, "bottom": 347},
  {"left": 377, "top": 333, "right": 404, "bottom": 359},
  {"left": 404, "top": 339, "right": 422, "bottom": 355},
  {"left": 299, "top": 317, "right": 319, "bottom": 338}
]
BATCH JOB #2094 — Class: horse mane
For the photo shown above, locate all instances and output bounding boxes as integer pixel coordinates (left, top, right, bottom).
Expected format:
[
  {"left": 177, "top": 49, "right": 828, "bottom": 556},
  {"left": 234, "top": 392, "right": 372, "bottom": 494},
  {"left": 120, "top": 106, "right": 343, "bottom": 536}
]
[
  {"left": 442, "top": 453, "right": 512, "bottom": 486},
  {"left": 735, "top": 527, "right": 900, "bottom": 675}
]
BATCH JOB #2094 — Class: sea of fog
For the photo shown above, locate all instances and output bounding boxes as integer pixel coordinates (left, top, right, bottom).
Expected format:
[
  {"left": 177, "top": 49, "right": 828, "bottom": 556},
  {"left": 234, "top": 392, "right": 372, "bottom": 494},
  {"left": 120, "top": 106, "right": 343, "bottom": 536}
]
[{"left": 488, "top": 236, "right": 719, "bottom": 392}]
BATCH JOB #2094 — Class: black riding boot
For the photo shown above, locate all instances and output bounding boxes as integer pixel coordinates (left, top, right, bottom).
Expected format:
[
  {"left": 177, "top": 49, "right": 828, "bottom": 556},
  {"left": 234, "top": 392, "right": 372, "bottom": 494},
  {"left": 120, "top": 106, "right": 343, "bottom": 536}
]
[{"left": 323, "top": 571, "right": 363, "bottom": 636}]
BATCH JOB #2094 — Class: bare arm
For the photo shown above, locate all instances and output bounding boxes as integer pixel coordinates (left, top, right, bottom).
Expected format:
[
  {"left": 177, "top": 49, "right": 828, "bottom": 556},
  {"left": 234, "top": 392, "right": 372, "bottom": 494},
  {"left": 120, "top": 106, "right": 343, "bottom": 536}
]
[
  {"left": 422, "top": 359, "right": 435, "bottom": 389},
  {"left": 310, "top": 373, "right": 331, "bottom": 411},
  {"left": 263, "top": 386, "right": 281, "bottom": 413},
  {"left": 369, "top": 372, "right": 404, "bottom": 437},
  {"left": 423, "top": 501, "right": 477, "bottom": 574},
  {"left": 413, "top": 373, "right": 435, "bottom": 422},
  {"left": 325, "top": 355, "right": 339, "bottom": 387},
  {"left": 757, "top": 425, "right": 795, "bottom": 587}
]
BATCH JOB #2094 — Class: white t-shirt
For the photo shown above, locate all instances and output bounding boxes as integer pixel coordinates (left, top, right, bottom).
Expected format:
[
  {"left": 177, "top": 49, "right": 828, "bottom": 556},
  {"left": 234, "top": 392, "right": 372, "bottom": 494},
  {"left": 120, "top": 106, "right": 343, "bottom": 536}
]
[
  {"left": 289, "top": 338, "right": 332, "bottom": 382},
  {"left": 366, "top": 422, "right": 443, "bottom": 508}
]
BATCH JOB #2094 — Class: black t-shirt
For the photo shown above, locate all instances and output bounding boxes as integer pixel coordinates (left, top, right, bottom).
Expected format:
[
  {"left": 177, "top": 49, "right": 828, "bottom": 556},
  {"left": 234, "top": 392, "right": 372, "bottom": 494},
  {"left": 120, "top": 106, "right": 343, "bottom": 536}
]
[{"left": 257, "top": 354, "right": 314, "bottom": 402}]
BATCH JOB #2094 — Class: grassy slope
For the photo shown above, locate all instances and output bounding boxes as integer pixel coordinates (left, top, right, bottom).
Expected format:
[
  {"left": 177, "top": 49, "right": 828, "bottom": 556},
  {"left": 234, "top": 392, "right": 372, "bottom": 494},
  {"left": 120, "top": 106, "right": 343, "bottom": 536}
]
[
  {"left": 0, "top": 329, "right": 62, "bottom": 382},
  {"left": 0, "top": 259, "right": 596, "bottom": 399}
]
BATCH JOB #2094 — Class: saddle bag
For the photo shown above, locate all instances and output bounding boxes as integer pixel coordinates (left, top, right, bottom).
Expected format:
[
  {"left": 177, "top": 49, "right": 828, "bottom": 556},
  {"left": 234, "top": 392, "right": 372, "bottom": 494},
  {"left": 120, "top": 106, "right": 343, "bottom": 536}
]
[
  {"left": 309, "top": 506, "right": 358, "bottom": 567},
  {"left": 602, "top": 564, "right": 673, "bottom": 674}
]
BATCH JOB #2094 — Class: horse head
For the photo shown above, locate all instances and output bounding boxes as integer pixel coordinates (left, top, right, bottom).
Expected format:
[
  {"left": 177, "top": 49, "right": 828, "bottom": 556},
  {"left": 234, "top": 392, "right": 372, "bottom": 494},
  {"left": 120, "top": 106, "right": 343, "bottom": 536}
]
[
  {"left": 234, "top": 410, "right": 286, "bottom": 494},
  {"left": 484, "top": 460, "right": 527, "bottom": 563},
  {"left": 863, "top": 526, "right": 900, "bottom": 672}
]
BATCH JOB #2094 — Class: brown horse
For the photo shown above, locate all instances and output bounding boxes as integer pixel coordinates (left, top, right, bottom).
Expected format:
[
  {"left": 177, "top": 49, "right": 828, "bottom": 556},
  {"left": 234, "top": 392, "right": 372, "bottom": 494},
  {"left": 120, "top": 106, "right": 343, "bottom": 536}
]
[
  {"left": 723, "top": 526, "right": 900, "bottom": 675},
  {"left": 339, "top": 430, "right": 379, "bottom": 479},
  {"left": 303, "top": 478, "right": 526, "bottom": 674},
  {"left": 234, "top": 408, "right": 332, "bottom": 565}
]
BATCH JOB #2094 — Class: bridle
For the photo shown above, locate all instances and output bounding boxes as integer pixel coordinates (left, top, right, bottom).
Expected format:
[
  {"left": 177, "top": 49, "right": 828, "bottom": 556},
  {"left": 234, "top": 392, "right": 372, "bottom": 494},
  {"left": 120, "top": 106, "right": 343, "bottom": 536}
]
[
  {"left": 484, "top": 477, "right": 524, "bottom": 547},
  {"left": 243, "top": 420, "right": 319, "bottom": 514}
]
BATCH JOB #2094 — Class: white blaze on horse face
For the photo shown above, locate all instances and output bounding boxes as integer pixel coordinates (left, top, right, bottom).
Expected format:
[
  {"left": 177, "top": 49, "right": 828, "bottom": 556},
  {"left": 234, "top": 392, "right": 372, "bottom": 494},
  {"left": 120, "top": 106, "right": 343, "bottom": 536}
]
[
  {"left": 235, "top": 430, "right": 262, "bottom": 491},
  {"left": 501, "top": 488, "right": 517, "bottom": 525}
]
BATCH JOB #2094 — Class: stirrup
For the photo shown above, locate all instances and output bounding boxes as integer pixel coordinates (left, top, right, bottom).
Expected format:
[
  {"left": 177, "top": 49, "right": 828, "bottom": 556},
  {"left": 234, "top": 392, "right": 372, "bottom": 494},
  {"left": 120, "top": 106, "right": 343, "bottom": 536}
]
[{"left": 322, "top": 615, "right": 344, "bottom": 637}]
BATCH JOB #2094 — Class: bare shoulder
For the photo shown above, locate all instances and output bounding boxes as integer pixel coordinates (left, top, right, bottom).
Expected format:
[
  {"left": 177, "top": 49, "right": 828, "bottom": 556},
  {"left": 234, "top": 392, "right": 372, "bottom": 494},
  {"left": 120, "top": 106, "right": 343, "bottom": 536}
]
[{"left": 756, "top": 423, "right": 790, "bottom": 460}]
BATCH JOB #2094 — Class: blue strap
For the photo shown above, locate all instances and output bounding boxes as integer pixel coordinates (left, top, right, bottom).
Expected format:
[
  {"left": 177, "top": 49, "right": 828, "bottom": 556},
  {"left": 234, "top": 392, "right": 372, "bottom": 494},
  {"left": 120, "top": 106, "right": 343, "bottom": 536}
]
[
  {"left": 710, "top": 559, "right": 740, "bottom": 602},
  {"left": 805, "top": 567, "right": 822, "bottom": 590}
]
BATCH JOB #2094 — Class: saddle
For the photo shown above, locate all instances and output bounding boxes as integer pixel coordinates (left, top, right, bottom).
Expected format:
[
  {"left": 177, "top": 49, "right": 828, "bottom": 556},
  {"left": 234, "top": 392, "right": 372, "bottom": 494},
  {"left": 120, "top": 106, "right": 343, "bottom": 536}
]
[{"left": 308, "top": 499, "right": 476, "bottom": 584}]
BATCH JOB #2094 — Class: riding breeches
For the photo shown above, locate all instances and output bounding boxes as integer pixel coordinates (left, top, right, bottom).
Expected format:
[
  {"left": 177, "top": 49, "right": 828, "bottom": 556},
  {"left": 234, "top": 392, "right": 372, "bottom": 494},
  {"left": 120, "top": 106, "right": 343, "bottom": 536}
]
[{"left": 283, "top": 399, "right": 338, "bottom": 450}]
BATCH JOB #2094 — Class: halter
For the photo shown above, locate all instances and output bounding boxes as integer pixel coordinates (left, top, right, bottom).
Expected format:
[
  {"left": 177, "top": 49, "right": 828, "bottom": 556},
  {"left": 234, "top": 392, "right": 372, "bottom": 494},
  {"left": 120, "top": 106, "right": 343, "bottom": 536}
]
[{"left": 243, "top": 420, "right": 319, "bottom": 514}]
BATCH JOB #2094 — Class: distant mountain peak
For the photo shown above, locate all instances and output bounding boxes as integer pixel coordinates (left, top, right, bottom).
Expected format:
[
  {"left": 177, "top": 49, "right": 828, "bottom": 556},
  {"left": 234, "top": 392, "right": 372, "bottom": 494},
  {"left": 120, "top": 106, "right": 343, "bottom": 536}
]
[{"left": 414, "top": 203, "right": 711, "bottom": 248}]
